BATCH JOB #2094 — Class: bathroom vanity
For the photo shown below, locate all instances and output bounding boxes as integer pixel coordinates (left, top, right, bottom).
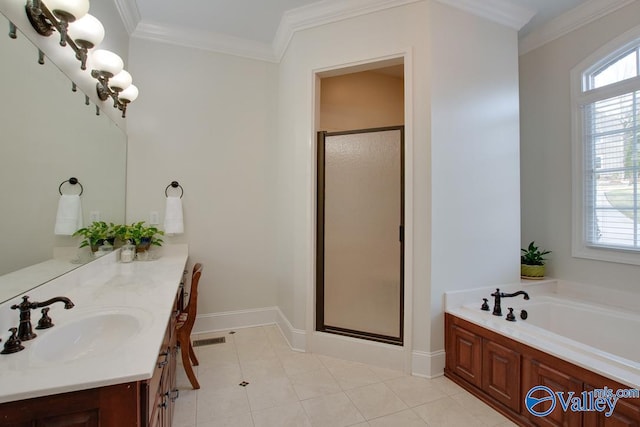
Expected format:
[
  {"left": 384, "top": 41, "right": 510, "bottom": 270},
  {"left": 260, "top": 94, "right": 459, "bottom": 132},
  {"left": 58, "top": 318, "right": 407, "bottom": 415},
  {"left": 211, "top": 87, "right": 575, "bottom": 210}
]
[{"left": 0, "top": 245, "right": 188, "bottom": 427}]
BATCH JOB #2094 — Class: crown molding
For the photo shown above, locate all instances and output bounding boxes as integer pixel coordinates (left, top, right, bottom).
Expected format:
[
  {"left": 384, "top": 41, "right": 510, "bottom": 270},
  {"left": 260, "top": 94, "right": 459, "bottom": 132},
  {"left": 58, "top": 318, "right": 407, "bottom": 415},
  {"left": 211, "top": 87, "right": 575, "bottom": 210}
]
[
  {"left": 436, "top": 0, "right": 535, "bottom": 31},
  {"left": 132, "top": 20, "right": 278, "bottom": 62},
  {"left": 519, "top": 0, "right": 636, "bottom": 55},
  {"left": 128, "top": 0, "right": 536, "bottom": 62},
  {"left": 272, "top": 0, "right": 422, "bottom": 60},
  {"left": 113, "top": 0, "right": 141, "bottom": 35}
]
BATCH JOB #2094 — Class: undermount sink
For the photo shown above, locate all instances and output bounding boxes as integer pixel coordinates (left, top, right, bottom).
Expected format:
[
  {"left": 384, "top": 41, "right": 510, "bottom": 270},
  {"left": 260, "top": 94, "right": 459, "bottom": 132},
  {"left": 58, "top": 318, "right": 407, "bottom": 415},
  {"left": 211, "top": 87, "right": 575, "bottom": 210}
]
[{"left": 29, "top": 308, "right": 151, "bottom": 364}]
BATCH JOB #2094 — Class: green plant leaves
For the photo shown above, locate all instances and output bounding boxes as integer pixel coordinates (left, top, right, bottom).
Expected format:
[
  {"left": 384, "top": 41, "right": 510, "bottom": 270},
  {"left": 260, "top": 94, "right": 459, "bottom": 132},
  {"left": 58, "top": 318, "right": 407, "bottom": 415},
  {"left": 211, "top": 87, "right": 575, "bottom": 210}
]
[{"left": 521, "top": 241, "right": 551, "bottom": 266}]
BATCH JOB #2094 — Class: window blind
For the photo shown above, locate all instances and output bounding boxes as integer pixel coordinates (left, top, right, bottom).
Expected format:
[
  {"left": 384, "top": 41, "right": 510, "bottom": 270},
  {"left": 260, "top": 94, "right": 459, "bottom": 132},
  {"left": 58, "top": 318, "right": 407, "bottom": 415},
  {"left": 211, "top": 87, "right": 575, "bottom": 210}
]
[{"left": 582, "top": 91, "right": 640, "bottom": 249}]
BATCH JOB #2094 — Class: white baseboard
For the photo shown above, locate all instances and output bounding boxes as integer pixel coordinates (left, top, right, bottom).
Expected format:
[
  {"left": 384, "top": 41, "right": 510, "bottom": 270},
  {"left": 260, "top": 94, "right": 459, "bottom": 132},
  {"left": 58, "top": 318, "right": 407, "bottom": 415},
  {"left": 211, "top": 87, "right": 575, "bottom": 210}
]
[
  {"left": 275, "top": 308, "right": 307, "bottom": 351},
  {"left": 193, "top": 307, "right": 280, "bottom": 334},
  {"left": 193, "top": 306, "right": 307, "bottom": 352},
  {"left": 194, "top": 305, "right": 446, "bottom": 379},
  {"left": 411, "top": 349, "right": 445, "bottom": 378}
]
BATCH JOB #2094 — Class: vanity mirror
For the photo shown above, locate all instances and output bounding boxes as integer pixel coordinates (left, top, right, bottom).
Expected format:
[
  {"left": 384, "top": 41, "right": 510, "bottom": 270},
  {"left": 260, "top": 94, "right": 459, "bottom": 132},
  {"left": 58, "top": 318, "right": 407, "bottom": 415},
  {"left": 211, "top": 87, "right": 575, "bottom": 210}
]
[{"left": 0, "top": 14, "right": 126, "bottom": 303}]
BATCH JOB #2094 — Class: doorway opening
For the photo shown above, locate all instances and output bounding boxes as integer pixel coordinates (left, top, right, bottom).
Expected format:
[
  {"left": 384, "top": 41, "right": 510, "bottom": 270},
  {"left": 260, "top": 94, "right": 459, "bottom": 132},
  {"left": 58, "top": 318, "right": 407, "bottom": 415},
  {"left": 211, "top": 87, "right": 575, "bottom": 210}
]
[{"left": 315, "top": 61, "right": 405, "bottom": 345}]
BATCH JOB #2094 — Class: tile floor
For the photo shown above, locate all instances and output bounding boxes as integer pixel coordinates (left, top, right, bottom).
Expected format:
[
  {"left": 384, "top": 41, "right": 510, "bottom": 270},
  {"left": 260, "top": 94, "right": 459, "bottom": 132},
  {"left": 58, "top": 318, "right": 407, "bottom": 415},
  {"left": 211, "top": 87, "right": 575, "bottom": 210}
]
[{"left": 173, "top": 325, "right": 518, "bottom": 427}]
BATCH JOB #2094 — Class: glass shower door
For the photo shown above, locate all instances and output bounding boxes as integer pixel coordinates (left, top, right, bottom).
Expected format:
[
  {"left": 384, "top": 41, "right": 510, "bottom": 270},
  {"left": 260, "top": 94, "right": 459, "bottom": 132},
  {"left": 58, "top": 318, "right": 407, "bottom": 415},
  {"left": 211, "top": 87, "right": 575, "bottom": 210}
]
[{"left": 317, "top": 126, "right": 404, "bottom": 344}]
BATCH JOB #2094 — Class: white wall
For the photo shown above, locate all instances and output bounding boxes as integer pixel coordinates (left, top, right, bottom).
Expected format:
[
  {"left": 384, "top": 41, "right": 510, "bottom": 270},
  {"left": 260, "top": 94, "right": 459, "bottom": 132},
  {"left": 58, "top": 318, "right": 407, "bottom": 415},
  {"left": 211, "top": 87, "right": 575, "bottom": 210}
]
[
  {"left": 84, "top": 0, "right": 129, "bottom": 63},
  {"left": 276, "top": 1, "right": 431, "bottom": 352},
  {"left": 124, "top": 0, "right": 522, "bottom": 374},
  {"left": 126, "top": 38, "right": 280, "bottom": 316},
  {"left": 276, "top": 0, "right": 521, "bottom": 367},
  {"left": 429, "top": 2, "right": 521, "bottom": 351},
  {"left": 520, "top": 1, "right": 640, "bottom": 294}
]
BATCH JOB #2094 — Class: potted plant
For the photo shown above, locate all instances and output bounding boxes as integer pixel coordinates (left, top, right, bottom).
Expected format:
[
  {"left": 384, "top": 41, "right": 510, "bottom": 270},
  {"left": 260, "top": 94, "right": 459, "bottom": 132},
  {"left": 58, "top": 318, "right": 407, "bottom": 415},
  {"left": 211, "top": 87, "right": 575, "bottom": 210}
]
[
  {"left": 73, "top": 221, "right": 117, "bottom": 252},
  {"left": 121, "top": 221, "right": 164, "bottom": 253},
  {"left": 521, "top": 241, "right": 551, "bottom": 279}
]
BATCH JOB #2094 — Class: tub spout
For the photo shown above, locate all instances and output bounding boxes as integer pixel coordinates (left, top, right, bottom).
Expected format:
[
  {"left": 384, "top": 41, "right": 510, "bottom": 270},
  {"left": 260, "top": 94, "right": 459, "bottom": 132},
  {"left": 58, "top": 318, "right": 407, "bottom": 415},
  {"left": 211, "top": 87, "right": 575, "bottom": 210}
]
[
  {"left": 502, "top": 290, "right": 530, "bottom": 300},
  {"left": 490, "top": 289, "right": 529, "bottom": 317}
]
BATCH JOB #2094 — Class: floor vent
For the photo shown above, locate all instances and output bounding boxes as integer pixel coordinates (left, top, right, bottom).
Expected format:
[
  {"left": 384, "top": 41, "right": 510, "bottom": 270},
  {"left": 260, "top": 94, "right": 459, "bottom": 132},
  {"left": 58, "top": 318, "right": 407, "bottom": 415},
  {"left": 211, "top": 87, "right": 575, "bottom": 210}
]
[{"left": 193, "top": 337, "right": 226, "bottom": 347}]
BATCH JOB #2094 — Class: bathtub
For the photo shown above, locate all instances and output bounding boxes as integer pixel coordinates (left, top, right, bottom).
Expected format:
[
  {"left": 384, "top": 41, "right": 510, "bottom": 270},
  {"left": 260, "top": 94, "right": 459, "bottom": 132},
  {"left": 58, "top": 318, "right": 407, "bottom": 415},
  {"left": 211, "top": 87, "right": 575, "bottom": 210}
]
[
  {"left": 511, "top": 296, "right": 638, "bottom": 365},
  {"left": 445, "top": 281, "right": 640, "bottom": 389}
]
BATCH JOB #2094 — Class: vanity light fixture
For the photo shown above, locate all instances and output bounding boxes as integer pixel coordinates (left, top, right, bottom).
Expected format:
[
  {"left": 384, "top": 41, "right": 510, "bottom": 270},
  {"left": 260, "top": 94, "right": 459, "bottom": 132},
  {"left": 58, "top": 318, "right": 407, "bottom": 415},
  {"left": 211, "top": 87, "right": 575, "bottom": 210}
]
[
  {"left": 67, "top": 13, "right": 104, "bottom": 70},
  {"left": 91, "top": 50, "right": 136, "bottom": 117},
  {"left": 22, "top": 0, "right": 138, "bottom": 117},
  {"left": 25, "top": 0, "right": 91, "bottom": 67}
]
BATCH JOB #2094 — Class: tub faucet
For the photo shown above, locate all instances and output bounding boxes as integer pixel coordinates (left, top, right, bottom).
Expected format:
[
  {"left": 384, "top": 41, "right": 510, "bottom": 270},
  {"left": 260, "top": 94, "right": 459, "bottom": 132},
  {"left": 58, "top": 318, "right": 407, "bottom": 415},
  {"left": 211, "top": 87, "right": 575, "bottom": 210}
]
[
  {"left": 490, "top": 289, "right": 529, "bottom": 317},
  {"left": 10, "top": 295, "right": 75, "bottom": 341}
]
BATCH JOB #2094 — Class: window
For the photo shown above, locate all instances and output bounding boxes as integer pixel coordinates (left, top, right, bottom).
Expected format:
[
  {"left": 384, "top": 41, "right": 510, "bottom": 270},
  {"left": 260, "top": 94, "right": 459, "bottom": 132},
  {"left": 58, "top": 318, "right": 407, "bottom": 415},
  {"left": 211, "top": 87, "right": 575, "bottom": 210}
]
[{"left": 572, "top": 34, "right": 640, "bottom": 264}]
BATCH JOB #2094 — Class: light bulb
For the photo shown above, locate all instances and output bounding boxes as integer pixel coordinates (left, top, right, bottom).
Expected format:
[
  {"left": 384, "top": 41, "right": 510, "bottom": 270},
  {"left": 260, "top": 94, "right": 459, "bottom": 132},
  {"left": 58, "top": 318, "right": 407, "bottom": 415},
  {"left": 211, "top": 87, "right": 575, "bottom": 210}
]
[
  {"left": 68, "top": 14, "right": 104, "bottom": 49},
  {"left": 91, "top": 49, "right": 124, "bottom": 78},
  {"left": 109, "top": 70, "right": 132, "bottom": 92},
  {"left": 42, "top": 0, "right": 89, "bottom": 22},
  {"left": 119, "top": 84, "right": 139, "bottom": 103}
]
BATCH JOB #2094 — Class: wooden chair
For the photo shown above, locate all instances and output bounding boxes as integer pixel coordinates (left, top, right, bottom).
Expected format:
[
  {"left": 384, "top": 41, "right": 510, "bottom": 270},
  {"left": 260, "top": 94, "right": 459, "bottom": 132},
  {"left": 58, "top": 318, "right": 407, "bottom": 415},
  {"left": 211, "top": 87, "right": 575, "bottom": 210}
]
[{"left": 176, "top": 263, "right": 202, "bottom": 389}]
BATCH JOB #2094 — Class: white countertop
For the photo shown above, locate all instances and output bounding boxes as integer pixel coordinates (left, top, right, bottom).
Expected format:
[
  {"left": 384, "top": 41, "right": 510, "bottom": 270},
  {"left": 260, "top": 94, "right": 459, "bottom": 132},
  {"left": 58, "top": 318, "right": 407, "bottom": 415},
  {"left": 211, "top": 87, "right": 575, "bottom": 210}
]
[{"left": 0, "top": 244, "right": 188, "bottom": 404}]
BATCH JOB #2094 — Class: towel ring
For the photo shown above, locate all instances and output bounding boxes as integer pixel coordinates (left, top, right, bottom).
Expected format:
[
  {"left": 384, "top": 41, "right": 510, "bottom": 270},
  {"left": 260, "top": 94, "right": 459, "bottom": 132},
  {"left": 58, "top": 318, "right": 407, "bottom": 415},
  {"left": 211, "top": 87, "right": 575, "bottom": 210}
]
[
  {"left": 58, "top": 177, "right": 83, "bottom": 196},
  {"left": 165, "top": 181, "right": 184, "bottom": 198}
]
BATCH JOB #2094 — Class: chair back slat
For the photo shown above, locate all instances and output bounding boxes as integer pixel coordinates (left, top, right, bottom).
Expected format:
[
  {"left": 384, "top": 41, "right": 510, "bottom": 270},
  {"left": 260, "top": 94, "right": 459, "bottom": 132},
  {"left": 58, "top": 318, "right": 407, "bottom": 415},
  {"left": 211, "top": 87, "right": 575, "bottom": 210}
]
[{"left": 182, "top": 263, "right": 202, "bottom": 332}]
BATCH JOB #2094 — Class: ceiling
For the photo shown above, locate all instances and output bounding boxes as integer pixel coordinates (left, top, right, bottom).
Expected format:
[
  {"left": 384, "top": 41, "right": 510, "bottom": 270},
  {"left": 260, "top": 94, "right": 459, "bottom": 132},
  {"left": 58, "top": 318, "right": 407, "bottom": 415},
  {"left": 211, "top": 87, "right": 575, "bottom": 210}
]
[
  {"left": 135, "top": 0, "right": 320, "bottom": 44},
  {"left": 131, "top": 0, "right": 629, "bottom": 60},
  {"left": 134, "top": 0, "right": 590, "bottom": 45},
  {"left": 513, "top": 0, "right": 590, "bottom": 38}
]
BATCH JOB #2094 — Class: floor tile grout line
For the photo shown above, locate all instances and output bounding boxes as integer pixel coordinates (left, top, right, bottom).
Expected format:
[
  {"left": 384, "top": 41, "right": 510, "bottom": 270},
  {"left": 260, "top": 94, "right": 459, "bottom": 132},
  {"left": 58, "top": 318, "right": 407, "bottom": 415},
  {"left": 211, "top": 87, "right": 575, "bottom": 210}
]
[{"left": 185, "top": 326, "right": 513, "bottom": 427}]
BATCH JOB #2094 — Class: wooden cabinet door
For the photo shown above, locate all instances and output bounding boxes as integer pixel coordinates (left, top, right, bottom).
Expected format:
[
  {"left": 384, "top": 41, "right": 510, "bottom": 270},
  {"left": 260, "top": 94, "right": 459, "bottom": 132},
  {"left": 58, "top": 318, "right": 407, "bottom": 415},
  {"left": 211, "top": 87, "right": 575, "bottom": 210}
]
[
  {"left": 583, "top": 384, "right": 640, "bottom": 426},
  {"left": 0, "top": 383, "right": 138, "bottom": 427},
  {"left": 482, "top": 339, "right": 521, "bottom": 412},
  {"left": 447, "top": 322, "right": 483, "bottom": 388},
  {"left": 522, "top": 357, "right": 583, "bottom": 427},
  {"left": 37, "top": 410, "right": 99, "bottom": 427}
]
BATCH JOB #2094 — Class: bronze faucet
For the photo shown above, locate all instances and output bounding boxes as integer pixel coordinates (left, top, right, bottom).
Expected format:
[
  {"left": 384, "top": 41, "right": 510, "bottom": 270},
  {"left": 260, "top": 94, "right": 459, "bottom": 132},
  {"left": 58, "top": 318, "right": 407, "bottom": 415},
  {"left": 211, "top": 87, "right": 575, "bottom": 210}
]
[
  {"left": 10, "top": 295, "right": 74, "bottom": 341},
  {"left": 490, "top": 288, "right": 529, "bottom": 317}
]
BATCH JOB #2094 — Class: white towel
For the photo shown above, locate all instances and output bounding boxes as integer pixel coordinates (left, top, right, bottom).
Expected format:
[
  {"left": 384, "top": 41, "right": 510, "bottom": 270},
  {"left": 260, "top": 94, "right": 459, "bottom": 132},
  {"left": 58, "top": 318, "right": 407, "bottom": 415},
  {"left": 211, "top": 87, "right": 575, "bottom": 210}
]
[
  {"left": 164, "top": 196, "right": 184, "bottom": 234},
  {"left": 54, "top": 194, "right": 83, "bottom": 235}
]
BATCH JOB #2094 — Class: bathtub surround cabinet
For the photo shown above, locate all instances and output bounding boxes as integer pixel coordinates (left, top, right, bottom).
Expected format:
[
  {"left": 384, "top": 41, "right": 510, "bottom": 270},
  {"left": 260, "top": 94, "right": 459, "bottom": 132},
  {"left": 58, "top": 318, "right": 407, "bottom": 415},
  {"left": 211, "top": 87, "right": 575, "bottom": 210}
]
[
  {"left": 445, "top": 314, "right": 640, "bottom": 426},
  {"left": 0, "top": 246, "right": 188, "bottom": 427},
  {"left": 444, "top": 281, "right": 640, "bottom": 426}
]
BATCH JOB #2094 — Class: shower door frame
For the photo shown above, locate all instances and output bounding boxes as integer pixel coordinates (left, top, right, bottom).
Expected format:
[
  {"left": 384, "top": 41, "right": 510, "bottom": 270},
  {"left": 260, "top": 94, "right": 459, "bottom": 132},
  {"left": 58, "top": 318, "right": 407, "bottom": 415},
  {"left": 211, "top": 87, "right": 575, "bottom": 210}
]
[{"left": 316, "top": 126, "right": 405, "bottom": 346}]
